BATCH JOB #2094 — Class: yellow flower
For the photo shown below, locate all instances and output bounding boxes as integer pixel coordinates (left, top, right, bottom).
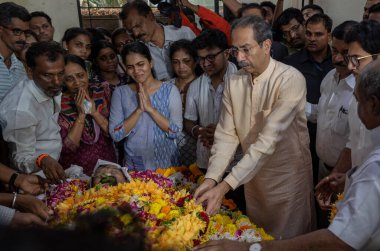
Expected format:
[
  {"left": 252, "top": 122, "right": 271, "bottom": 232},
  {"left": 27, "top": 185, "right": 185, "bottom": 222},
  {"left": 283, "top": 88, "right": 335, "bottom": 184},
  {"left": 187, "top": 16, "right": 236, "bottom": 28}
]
[
  {"left": 53, "top": 168, "right": 274, "bottom": 249},
  {"left": 95, "top": 197, "right": 107, "bottom": 206},
  {"left": 172, "top": 189, "right": 188, "bottom": 201},
  {"left": 225, "top": 223, "right": 237, "bottom": 235},
  {"left": 330, "top": 193, "right": 344, "bottom": 222},
  {"left": 183, "top": 199, "right": 203, "bottom": 214},
  {"left": 168, "top": 210, "right": 180, "bottom": 219},
  {"left": 120, "top": 214, "right": 133, "bottom": 225},
  {"left": 149, "top": 203, "right": 163, "bottom": 215}
]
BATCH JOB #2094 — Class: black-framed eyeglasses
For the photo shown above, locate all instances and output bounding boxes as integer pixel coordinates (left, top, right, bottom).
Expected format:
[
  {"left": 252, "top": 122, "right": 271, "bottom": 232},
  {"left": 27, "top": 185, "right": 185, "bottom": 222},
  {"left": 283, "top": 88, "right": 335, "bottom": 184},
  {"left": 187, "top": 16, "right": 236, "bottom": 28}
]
[
  {"left": 344, "top": 53, "right": 379, "bottom": 68},
  {"left": 1, "top": 25, "right": 31, "bottom": 36},
  {"left": 282, "top": 23, "right": 302, "bottom": 39},
  {"left": 197, "top": 49, "right": 225, "bottom": 63}
]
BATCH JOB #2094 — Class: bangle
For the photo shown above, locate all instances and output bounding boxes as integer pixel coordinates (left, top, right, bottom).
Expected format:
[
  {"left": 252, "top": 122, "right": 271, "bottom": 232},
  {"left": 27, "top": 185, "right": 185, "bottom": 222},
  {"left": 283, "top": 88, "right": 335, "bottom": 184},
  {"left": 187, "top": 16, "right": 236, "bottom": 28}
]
[
  {"left": 36, "top": 154, "right": 49, "bottom": 168},
  {"left": 11, "top": 192, "right": 17, "bottom": 208},
  {"left": 9, "top": 172, "right": 19, "bottom": 193},
  {"left": 191, "top": 125, "right": 200, "bottom": 137}
]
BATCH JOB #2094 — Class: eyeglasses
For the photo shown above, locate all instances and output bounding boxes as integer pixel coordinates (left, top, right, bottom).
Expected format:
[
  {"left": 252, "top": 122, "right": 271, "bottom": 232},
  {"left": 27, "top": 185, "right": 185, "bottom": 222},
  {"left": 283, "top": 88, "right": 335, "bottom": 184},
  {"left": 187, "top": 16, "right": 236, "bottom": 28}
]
[
  {"left": 229, "top": 44, "right": 259, "bottom": 58},
  {"left": 1, "top": 25, "right": 31, "bottom": 36},
  {"left": 197, "top": 49, "right": 225, "bottom": 63},
  {"left": 282, "top": 24, "right": 301, "bottom": 39},
  {"left": 344, "top": 53, "right": 379, "bottom": 68}
]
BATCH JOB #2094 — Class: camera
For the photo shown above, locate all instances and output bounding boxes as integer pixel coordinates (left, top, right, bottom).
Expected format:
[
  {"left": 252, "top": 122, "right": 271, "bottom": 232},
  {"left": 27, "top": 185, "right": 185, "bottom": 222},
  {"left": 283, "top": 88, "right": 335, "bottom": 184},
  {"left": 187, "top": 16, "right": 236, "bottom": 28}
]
[{"left": 150, "top": 0, "right": 182, "bottom": 28}]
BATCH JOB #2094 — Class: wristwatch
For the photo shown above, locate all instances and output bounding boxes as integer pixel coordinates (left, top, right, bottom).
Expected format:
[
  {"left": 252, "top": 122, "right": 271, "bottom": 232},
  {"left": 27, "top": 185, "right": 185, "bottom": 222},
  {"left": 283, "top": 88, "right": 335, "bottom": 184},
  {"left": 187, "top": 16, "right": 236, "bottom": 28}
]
[
  {"left": 249, "top": 243, "right": 262, "bottom": 251},
  {"left": 9, "top": 172, "right": 20, "bottom": 193}
]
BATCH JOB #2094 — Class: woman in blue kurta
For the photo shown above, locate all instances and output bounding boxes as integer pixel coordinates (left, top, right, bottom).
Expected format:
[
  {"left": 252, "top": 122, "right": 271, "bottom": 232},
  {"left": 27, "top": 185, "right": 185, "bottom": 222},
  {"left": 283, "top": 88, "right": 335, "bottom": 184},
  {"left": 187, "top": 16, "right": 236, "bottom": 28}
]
[{"left": 109, "top": 41, "right": 182, "bottom": 170}]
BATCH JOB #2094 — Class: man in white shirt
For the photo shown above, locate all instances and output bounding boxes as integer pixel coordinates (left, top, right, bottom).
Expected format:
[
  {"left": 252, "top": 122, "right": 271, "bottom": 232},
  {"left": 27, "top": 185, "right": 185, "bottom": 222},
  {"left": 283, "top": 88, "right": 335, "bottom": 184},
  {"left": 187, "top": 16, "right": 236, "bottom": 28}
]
[
  {"left": 315, "top": 20, "right": 380, "bottom": 203},
  {"left": 316, "top": 21, "right": 358, "bottom": 181},
  {"left": 184, "top": 29, "right": 244, "bottom": 211},
  {"left": 184, "top": 29, "right": 237, "bottom": 171},
  {"left": 120, "top": 0, "right": 195, "bottom": 81},
  {"left": 0, "top": 41, "right": 66, "bottom": 183},
  {"left": 314, "top": 21, "right": 358, "bottom": 229}
]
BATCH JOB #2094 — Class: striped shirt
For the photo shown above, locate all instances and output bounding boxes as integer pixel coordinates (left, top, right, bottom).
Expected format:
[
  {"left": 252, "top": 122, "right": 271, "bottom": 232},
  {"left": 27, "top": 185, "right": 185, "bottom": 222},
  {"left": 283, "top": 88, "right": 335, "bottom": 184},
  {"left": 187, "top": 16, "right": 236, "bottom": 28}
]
[{"left": 0, "top": 53, "right": 26, "bottom": 102}]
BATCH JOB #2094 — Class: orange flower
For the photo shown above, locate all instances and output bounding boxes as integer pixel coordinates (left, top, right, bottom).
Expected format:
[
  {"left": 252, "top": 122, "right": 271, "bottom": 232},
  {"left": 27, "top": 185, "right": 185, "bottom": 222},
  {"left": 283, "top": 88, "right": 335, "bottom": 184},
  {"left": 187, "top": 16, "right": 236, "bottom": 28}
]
[
  {"left": 223, "top": 199, "right": 237, "bottom": 210},
  {"left": 189, "top": 164, "right": 204, "bottom": 177},
  {"left": 160, "top": 205, "right": 171, "bottom": 214}
]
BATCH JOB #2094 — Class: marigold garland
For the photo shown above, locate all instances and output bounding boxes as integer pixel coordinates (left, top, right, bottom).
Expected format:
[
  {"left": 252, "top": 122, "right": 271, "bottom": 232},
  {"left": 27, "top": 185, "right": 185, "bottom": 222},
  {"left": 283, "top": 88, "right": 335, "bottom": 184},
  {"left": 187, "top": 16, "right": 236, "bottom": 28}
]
[
  {"left": 49, "top": 165, "right": 273, "bottom": 250},
  {"left": 329, "top": 193, "right": 344, "bottom": 222}
]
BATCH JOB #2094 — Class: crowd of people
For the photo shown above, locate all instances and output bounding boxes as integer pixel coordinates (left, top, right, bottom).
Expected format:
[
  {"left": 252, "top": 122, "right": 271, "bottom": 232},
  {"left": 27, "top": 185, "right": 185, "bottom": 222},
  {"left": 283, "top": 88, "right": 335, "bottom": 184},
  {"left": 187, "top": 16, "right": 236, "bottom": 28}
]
[{"left": 0, "top": 0, "right": 380, "bottom": 250}]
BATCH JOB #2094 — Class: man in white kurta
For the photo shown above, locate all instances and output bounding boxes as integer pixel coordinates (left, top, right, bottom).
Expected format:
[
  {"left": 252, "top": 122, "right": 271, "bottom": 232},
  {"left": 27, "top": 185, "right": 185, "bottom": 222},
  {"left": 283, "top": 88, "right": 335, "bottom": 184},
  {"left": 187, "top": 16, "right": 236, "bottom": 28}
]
[
  {"left": 196, "top": 59, "right": 380, "bottom": 251},
  {"left": 194, "top": 16, "right": 315, "bottom": 239}
]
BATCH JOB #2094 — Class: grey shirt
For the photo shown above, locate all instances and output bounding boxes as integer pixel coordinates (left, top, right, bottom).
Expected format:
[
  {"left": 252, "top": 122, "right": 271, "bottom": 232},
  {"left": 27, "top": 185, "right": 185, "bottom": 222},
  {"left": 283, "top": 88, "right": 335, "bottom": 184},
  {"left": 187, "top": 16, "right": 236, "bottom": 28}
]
[{"left": 146, "top": 25, "right": 195, "bottom": 81}]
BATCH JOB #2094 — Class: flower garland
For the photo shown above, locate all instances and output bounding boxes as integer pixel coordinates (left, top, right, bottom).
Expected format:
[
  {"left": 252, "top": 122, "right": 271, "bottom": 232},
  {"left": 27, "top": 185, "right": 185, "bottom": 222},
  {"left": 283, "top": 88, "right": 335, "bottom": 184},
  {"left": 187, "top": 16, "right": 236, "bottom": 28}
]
[
  {"left": 329, "top": 193, "right": 344, "bottom": 222},
  {"left": 46, "top": 179, "right": 88, "bottom": 209},
  {"left": 49, "top": 166, "right": 273, "bottom": 250}
]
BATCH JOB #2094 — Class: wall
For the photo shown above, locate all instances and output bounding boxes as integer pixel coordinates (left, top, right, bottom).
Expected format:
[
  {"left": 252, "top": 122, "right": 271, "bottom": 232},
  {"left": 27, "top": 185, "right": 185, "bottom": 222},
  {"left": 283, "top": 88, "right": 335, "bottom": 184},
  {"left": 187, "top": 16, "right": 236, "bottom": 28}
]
[
  {"left": 312, "top": 0, "right": 365, "bottom": 26},
  {"left": 1, "top": 0, "right": 80, "bottom": 42},
  {"left": 240, "top": 0, "right": 366, "bottom": 26},
  {"left": 3, "top": 0, "right": 368, "bottom": 40}
]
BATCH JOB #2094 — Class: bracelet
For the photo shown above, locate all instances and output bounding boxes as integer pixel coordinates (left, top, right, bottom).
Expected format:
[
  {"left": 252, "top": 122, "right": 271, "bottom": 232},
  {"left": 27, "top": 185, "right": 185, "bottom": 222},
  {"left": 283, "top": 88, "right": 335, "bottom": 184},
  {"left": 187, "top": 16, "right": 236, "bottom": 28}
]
[
  {"left": 191, "top": 125, "right": 200, "bottom": 137},
  {"left": 11, "top": 192, "right": 17, "bottom": 208},
  {"left": 9, "top": 172, "right": 19, "bottom": 193},
  {"left": 36, "top": 154, "right": 49, "bottom": 168}
]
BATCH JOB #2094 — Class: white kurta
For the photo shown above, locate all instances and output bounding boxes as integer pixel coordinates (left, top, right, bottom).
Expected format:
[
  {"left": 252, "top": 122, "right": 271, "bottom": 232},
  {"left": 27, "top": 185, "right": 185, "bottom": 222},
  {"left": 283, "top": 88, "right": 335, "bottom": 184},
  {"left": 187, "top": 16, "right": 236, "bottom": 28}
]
[{"left": 205, "top": 58, "right": 315, "bottom": 239}]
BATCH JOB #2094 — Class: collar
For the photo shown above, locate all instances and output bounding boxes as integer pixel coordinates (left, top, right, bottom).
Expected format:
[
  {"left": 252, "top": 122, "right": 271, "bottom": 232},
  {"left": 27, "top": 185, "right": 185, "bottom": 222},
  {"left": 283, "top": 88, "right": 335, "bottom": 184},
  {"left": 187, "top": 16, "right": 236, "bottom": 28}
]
[
  {"left": 297, "top": 48, "right": 310, "bottom": 63},
  {"left": 252, "top": 57, "right": 275, "bottom": 84},
  {"left": 28, "top": 80, "right": 50, "bottom": 103},
  {"left": 28, "top": 80, "right": 61, "bottom": 111},
  {"left": 370, "top": 126, "right": 380, "bottom": 149},
  {"left": 344, "top": 74, "right": 356, "bottom": 89},
  {"left": 0, "top": 53, "right": 19, "bottom": 67},
  {"left": 201, "top": 61, "right": 237, "bottom": 87},
  {"left": 148, "top": 25, "right": 175, "bottom": 48},
  {"left": 163, "top": 25, "right": 178, "bottom": 42},
  {"left": 298, "top": 46, "right": 332, "bottom": 63},
  {"left": 333, "top": 71, "right": 356, "bottom": 90},
  {"left": 161, "top": 25, "right": 179, "bottom": 50}
]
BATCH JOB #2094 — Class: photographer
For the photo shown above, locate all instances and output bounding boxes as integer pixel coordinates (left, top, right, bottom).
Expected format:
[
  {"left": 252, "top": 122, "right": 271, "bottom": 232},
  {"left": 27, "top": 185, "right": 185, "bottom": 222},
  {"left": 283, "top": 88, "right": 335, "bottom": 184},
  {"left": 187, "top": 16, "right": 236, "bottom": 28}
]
[
  {"left": 119, "top": 0, "right": 195, "bottom": 81},
  {"left": 179, "top": 0, "right": 231, "bottom": 45}
]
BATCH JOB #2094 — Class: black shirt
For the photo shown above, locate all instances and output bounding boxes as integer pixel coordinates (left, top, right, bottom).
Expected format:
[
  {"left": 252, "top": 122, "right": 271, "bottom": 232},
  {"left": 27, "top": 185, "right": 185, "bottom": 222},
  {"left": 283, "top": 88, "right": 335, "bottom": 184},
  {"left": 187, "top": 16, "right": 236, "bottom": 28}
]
[
  {"left": 271, "top": 41, "right": 289, "bottom": 62},
  {"left": 283, "top": 48, "right": 333, "bottom": 104}
]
